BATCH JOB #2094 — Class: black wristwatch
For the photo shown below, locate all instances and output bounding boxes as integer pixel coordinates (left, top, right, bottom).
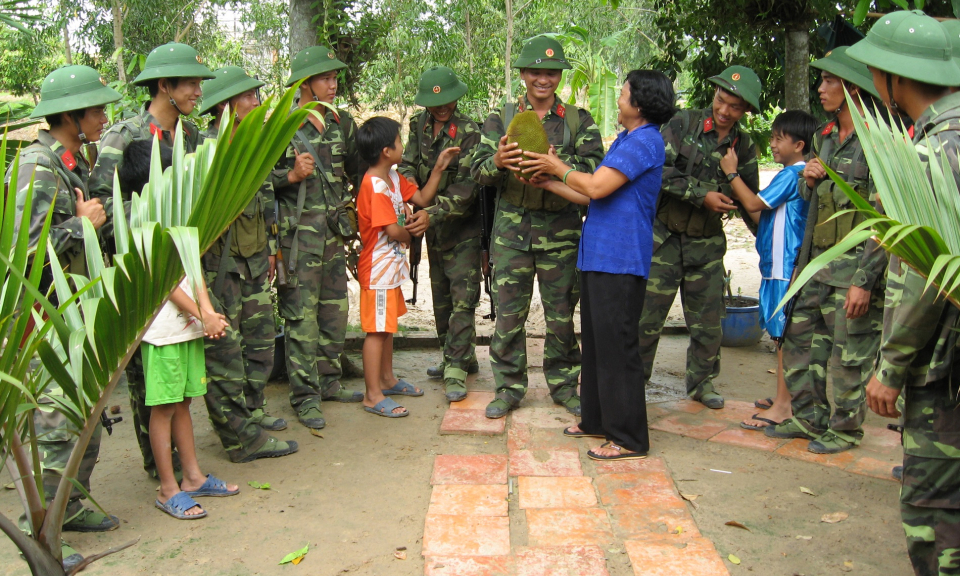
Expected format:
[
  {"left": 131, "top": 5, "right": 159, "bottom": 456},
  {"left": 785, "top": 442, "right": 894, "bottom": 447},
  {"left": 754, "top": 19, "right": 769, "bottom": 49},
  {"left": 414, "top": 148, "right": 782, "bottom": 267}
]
[{"left": 726, "top": 172, "right": 740, "bottom": 182}]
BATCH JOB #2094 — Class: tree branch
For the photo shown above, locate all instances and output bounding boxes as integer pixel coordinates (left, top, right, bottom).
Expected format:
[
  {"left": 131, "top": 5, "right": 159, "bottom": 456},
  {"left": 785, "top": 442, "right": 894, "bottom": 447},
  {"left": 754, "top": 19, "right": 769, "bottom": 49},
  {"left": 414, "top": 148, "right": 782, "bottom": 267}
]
[
  {"left": 67, "top": 537, "right": 140, "bottom": 575},
  {"left": 0, "top": 511, "right": 63, "bottom": 575}
]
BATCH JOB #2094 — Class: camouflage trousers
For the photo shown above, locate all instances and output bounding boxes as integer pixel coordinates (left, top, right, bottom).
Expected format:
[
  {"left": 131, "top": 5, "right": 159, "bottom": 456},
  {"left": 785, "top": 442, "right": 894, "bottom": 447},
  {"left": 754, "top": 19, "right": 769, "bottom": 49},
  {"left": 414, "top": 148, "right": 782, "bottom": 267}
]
[
  {"left": 204, "top": 255, "right": 276, "bottom": 413},
  {"left": 637, "top": 224, "right": 725, "bottom": 397},
  {"left": 781, "top": 279, "right": 881, "bottom": 433},
  {"left": 278, "top": 235, "right": 348, "bottom": 411},
  {"left": 427, "top": 234, "right": 481, "bottom": 381},
  {"left": 489, "top": 241, "right": 580, "bottom": 403},
  {"left": 28, "top": 407, "right": 102, "bottom": 523}
]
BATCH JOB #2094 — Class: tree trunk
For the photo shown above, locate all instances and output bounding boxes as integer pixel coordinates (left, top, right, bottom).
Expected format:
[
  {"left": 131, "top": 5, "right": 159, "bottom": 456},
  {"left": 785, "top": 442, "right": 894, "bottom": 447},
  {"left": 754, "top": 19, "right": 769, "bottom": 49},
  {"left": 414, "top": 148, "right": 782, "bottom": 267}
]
[
  {"left": 784, "top": 26, "right": 810, "bottom": 112},
  {"left": 504, "top": 0, "right": 513, "bottom": 102},
  {"left": 62, "top": 21, "right": 72, "bottom": 65},
  {"left": 289, "top": 0, "right": 321, "bottom": 56},
  {"left": 464, "top": 6, "right": 474, "bottom": 76},
  {"left": 111, "top": 0, "right": 125, "bottom": 83}
]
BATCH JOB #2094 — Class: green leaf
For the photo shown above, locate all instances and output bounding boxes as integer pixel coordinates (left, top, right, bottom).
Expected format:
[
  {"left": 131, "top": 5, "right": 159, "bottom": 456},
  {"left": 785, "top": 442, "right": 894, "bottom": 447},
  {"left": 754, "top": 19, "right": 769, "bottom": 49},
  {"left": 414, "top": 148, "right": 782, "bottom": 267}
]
[
  {"left": 279, "top": 543, "right": 309, "bottom": 565},
  {"left": 729, "top": 554, "right": 741, "bottom": 565},
  {"left": 248, "top": 481, "right": 272, "bottom": 490},
  {"left": 853, "top": 0, "right": 871, "bottom": 25}
]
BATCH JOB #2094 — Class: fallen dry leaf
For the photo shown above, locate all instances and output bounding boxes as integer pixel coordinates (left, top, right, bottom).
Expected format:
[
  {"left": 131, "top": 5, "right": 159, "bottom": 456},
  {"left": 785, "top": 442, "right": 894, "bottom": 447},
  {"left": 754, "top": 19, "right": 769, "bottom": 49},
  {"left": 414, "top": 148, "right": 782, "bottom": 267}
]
[
  {"left": 725, "top": 520, "right": 751, "bottom": 531},
  {"left": 310, "top": 429, "right": 324, "bottom": 438},
  {"left": 728, "top": 554, "right": 741, "bottom": 565},
  {"left": 110, "top": 405, "right": 121, "bottom": 414},
  {"left": 767, "top": 369, "right": 776, "bottom": 374},
  {"left": 821, "top": 512, "right": 849, "bottom": 524},
  {"left": 680, "top": 493, "right": 700, "bottom": 501},
  {"left": 291, "top": 557, "right": 303, "bottom": 565},
  {"left": 394, "top": 551, "right": 407, "bottom": 560},
  {"left": 799, "top": 487, "right": 817, "bottom": 496},
  {"left": 396, "top": 546, "right": 407, "bottom": 551},
  {"left": 796, "top": 535, "right": 812, "bottom": 540}
]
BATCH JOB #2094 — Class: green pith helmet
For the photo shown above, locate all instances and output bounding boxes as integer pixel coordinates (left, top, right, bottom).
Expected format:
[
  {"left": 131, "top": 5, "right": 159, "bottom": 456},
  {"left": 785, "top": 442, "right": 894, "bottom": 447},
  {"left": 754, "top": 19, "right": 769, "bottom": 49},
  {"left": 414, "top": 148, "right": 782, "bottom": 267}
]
[
  {"left": 133, "top": 43, "right": 215, "bottom": 86},
  {"left": 414, "top": 66, "right": 468, "bottom": 107},
  {"left": 937, "top": 19, "right": 960, "bottom": 60},
  {"left": 198, "top": 66, "right": 265, "bottom": 115},
  {"left": 31, "top": 65, "right": 122, "bottom": 119},
  {"left": 707, "top": 65, "right": 761, "bottom": 111},
  {"left": 512, "top": 35, "right": 571, "bottom": 70},
  {"left": 848, "top": 10, "right": 960, "bottom": 87},
  {"left": 285, "top": 46, "right": 347, "bottom": 87},
  {"left": 811, "top": 46, "right": 881, "bottom": 100}
]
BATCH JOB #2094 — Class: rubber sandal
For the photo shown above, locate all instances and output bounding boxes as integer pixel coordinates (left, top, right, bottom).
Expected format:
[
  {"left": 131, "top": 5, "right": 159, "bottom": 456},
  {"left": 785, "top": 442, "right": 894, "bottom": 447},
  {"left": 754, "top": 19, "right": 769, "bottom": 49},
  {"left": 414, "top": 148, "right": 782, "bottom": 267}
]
[
  {"left": 587, "top": 442, "right": 648, "bottom": 461},
  {"left": 239, "top": 437, "right": 299, "bottom": 463},
  {"left": 740, "top": 413, "right": 782, "bottom": 431},
  {"left": 364, "top": 397, "right": 409, "bottom": 418},
  {"left": 563, "top": 426, "right": 605, "bottom": 439},
  {"left": 155, "top": 492, "right": 207, "bottom": 520},
  {"left": 186, "top": 474, "right": 239, "bottom": 498},
  {"left": 754, "top": 397, "right": 774, "bottom": 410},
  {"left": 382, "top": 379, "right": 424, "bottom": 397}
]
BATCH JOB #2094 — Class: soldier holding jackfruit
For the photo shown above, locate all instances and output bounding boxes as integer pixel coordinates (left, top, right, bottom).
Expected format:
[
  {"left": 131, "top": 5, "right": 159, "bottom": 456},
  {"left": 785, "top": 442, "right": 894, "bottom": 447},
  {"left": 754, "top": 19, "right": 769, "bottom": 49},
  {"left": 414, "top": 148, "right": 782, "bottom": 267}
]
[
  {"left": 636, "top": 66, "right": 761, "bottom": 410},
  {"left": 470, "top": 35, "right": 605, "bottom": 419},
  {"left": 764, "top": 48, "right": 887, "bottom": 455},
  {"left": 397, "top": 66, "right": 482, "bottom": 403}
]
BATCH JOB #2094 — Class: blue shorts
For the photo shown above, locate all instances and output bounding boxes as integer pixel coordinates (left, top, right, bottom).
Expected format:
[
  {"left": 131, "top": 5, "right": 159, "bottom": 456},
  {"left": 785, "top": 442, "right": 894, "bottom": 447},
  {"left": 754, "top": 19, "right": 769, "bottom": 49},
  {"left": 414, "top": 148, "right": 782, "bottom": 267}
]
[{"left": 759, "top": 279, "right": 790, "bottom": 339}]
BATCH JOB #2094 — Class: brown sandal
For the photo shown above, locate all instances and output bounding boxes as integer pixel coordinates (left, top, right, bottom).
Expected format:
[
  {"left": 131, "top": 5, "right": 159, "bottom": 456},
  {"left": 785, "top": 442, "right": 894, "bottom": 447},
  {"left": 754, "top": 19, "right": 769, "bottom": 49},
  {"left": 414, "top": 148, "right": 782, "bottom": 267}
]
[{"left": 587, "top": 442, "right": 647, "bottom": 461}]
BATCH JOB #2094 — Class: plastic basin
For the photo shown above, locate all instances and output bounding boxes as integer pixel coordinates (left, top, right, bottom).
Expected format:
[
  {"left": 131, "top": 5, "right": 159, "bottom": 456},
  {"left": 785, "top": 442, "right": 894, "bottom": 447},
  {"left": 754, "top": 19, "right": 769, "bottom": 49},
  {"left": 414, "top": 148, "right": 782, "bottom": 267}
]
[{"left": 721, "top": 296, "right": 764, "bottom": 347}]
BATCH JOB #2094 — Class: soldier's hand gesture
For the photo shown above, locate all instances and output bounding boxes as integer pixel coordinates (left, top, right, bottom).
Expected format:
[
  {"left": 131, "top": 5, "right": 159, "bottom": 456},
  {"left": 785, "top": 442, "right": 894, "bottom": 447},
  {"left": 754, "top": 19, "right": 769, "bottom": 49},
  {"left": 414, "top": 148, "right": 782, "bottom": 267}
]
[
  {"left": 75, "top": 188, "right": 106, "bottom": 230},
  {"left": 494, "top": 136, "right": 523, "bottom": 172},
  {"left": 720, "top": 147, "right": 739, "bottom": 175},
  {"left": 703, "top": 191, "right": 737, "bottom": 213},
  {"left": 803, "top": 158, "right": 825, "bottom": 189},
  {"left": 288, "top": 152, "right": 315, "bottom": 184},
  {"left": 433, "top": 146, "right": 461, "bottom": 174}
]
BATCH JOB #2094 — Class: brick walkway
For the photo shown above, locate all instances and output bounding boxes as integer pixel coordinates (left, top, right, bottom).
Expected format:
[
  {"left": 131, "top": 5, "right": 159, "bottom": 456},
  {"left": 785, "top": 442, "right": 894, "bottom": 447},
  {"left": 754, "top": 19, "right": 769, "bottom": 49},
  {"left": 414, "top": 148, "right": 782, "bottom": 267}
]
[{"left": 423, "top": 392, "right": 731, "bottom": 576}]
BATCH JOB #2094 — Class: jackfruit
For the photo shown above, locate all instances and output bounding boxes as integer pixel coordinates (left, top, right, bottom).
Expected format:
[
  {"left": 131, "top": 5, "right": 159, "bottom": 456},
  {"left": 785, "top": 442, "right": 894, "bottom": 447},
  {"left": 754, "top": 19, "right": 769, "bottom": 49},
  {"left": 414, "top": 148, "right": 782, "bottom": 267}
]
[{"left": 506, "top": 110, "right": 549, "bottom": 180}]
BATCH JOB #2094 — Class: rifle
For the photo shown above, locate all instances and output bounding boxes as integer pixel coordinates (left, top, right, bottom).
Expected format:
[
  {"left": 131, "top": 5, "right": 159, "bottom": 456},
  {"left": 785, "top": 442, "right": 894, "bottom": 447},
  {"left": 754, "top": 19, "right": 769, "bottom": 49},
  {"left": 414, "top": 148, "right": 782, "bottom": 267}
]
[
  {"left": 479, "top": 185, "right": 497, "bottom": 320},
  {"left": 272, "top": 199, "right": 288, "bottom": 288},
  {"left": 100, "top": 411, "right": 123, "bottom": 436},
  {"left": 406, "top": 207, "right": 423, "bottom": 305}
]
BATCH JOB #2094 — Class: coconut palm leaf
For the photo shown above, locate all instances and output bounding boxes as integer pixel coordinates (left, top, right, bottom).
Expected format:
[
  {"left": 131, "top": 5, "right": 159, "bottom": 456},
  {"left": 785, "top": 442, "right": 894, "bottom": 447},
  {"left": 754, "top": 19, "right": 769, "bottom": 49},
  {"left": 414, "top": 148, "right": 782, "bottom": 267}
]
[{"left": 781, "top": 89, "right": 960, "bottom": 311}]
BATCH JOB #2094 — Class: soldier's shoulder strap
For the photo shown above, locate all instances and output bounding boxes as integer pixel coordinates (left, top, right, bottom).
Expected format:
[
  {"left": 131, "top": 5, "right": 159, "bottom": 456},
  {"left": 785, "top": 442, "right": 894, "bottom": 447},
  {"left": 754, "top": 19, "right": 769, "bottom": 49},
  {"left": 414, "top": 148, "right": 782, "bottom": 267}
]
[
  {"left": 501, "top": 101, "right": 516, "bottom": 128},
  {"left": 416, "top": 110, "right": 428, "bottom": 169},
  {"left": 19, "top": 142, "right": 78, "bottom": 190}
]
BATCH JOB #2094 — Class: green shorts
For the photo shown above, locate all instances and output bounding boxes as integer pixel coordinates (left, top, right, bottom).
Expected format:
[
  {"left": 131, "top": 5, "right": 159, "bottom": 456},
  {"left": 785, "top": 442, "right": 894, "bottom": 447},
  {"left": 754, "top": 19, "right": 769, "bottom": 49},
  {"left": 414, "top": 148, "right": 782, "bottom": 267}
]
[{"left": 142, "top": 339, "right": 207, "bottom": 406}]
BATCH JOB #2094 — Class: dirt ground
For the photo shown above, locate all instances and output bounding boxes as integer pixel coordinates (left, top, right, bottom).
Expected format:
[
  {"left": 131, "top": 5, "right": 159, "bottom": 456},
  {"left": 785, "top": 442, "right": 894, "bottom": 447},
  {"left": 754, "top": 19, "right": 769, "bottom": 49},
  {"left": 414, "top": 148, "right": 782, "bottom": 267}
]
[{"left": 0, "top": 171, "right": 913, "bottom": 575}]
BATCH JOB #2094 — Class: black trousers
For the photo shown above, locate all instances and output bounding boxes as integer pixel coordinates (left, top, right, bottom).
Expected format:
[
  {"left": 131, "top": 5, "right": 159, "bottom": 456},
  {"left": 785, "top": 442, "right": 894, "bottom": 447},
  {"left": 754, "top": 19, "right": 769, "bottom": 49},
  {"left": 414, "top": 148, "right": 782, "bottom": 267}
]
[{"left": 579, "top": 271, "right": 649, "bottom": 453}]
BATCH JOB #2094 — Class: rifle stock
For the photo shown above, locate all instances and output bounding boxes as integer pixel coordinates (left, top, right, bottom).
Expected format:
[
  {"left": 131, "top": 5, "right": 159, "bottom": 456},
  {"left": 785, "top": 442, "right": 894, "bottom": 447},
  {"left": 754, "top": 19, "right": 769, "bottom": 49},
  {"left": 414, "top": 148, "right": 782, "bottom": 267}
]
[
  {"left": 479, "top": 185, "right": 497, "bottom": 320},
  {"left": 407, "top": 207, "right": 423, "bottom": 305},
  {"left": 273, "top": 199, "right": 288, "bottom": 288}
]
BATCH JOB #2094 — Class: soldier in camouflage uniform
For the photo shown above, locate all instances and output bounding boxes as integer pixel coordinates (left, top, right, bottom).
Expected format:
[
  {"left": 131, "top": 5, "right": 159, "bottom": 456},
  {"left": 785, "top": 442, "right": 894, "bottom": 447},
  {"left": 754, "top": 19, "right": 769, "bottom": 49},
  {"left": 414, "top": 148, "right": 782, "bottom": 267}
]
[
  {"left": 269, "top": 46, "right": 362, "bottom": 429},
  {"left": 636, "top": 66, "right": 761, "bottom": 410},
  {"left": 470, "top": 35, "right": 605, "bottom": 418},
  {"left": 90, "top": 43, "right": 296, "bottom": 467},
  {"left": 398, "top": 66, "right": 482, "bottom": 402},
  {"left": 7, "top": 65, "right": 122, "bottom": 569},
  {"left": 198, "top": 66, "right": 287, "bottom": 431},
  {"left": 765, "top": 49, "right": 888, "bottom": 454},
  {"left": 850, "top": 12, "right": 960, "bottom": 575}
]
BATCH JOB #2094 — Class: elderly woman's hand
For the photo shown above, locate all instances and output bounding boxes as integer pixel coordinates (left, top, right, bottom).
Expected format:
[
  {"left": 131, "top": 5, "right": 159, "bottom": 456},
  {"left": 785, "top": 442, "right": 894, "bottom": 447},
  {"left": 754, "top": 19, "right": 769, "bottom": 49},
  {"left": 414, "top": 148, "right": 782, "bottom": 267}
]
[{"left": 518, "top": 145, "right": 568, "bottom": 179}]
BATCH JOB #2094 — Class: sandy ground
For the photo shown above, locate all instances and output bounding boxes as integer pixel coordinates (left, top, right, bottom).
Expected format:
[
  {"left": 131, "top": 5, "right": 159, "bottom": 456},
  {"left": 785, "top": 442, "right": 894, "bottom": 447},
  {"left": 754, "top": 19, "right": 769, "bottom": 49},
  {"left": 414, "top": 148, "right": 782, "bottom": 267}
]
[{"left": 1, "top": 172, "right": 913, "bottom": 576}]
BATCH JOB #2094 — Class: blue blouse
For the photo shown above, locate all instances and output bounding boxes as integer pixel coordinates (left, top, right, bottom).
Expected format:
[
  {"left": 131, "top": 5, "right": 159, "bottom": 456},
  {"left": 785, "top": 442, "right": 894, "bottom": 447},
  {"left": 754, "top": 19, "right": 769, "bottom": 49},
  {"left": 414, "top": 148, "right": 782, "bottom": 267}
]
[{"left": 577, "top": 123, "right": 665, "bottom": 277}]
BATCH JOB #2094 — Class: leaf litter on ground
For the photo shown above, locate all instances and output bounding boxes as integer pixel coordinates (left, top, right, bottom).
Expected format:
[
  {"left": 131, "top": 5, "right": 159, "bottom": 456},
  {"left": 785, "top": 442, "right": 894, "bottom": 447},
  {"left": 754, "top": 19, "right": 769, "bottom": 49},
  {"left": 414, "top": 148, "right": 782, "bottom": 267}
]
[
  {"left": 248, "top": 481, "right": 272, "bottom": 490},
  {"left": 800, "top": 486, "right": 817, "bottom": 496},
  {"left": 279, "top": 543, "right": 309, "bottom": 565},
  {"left": 725, "top": 520, "right": 750, "bottom": 531},
  {"left": 821, "top": 512, "right": 849, "bottom": 524}
]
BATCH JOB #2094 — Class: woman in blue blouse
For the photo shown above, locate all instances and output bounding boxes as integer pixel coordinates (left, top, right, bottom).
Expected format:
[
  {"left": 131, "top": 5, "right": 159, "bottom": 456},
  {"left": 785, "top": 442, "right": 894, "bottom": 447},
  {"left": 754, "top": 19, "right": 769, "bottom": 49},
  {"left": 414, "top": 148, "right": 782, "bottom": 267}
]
[{"left": 520, "top": 70, "right": 676, "bottom": 460}]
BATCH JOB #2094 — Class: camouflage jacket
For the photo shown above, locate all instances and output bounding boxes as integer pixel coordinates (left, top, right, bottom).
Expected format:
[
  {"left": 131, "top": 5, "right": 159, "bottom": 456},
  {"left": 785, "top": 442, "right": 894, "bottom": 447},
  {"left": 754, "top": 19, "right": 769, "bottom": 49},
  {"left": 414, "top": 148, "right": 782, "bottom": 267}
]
[
  {"left": 876, "top": 92, "right": 960, "bottom": 394},
  {"left": 803, "top": 119, "right": 887, "bottom": 289},
  {"left": 470, "top": 94, "right": 604, "bottom": 252},
  {"left": 7, "top": 131, "right": 90, "bottom": 267},
  {"left": 659, "top": 108, "right": 760, "bottom": 207},
  {"left": 199, "top": 125, "right": 275, "bottom": 280},
  {"left": 268, "top": 107, "right": 359, "bottom": 257},
  {"left": 397, "top": 109, "right": 481, "bottom": 251}
]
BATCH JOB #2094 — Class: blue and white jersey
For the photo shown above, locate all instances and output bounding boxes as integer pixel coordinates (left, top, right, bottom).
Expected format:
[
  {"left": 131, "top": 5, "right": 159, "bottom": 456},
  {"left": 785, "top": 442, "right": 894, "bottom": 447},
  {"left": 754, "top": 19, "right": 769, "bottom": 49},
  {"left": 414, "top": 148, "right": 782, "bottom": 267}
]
[{"left": 756, "top": 163, "right": 807, "bottom": 281}]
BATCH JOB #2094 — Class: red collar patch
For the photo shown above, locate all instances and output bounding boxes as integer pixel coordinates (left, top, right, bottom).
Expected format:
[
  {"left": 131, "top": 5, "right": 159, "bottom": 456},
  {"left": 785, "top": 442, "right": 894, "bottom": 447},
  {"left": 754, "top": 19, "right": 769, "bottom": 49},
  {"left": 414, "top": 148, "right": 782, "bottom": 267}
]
[
  {"left": 149, "top": 123, "right": 162, "bottom": 138},
  {"left": 448, "top": 123, "right": 457, "bottom": 139},
  {"left": 822, "top": 121, "right": 836, "bottom": 136},
  {"left": 703, "top": 117, "right": 714, "bottom": 132},
  {"left": 907, "top": 125, "right": 915, "bottom": 139},
  {"left": 557, "top": 103, "right": 566, "bottom": 119},
  {"left": 60, "top": 149, "right": 77, "bottom": 171}
]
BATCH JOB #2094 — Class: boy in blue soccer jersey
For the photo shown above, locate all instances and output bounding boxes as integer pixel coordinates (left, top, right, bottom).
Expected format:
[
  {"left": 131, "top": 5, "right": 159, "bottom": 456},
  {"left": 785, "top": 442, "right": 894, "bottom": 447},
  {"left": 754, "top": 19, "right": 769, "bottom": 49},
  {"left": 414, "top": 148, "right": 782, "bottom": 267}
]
[{"left": 721, "top": 110, "right": 818, "bottom": 431}]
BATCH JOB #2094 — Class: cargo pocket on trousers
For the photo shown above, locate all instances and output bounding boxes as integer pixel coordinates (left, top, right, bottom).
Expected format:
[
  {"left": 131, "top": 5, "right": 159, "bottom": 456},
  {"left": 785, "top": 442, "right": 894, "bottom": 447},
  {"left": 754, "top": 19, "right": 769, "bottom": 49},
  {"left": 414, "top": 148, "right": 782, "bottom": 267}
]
[{"left": 277, "top": 274, "right": 304, "bottom": 321}]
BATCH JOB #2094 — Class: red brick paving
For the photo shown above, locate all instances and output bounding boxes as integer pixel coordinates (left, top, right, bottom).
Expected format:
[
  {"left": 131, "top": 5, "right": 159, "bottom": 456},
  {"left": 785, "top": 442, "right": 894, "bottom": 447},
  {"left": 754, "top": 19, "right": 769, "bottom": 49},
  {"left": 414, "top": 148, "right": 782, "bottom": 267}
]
[
  {"left": 513, "top": 545, "right": 610, "bottom": 576},
  {"left": 448, "top": 391, "right": 496, "bottom": 411},
  {"left": 649, "top": 413, "right": 730, "bottom": 440},
  {"left": 526, "top": 508, "right": 615, "bottom": 547},
  {"left": 517, "top": 476, "right": 598, "bottom": 509},
  {"left": 440, "top": 409, "right": 507, "bottom": 435},
  {"left": 624, "top": 537, "right": 731, "bottom": 575},
  {"left": 428, "top": 485, "right": 509, "bottom": 517},
  {"left": 508, "top": 449, "right": 582, "bottom": 477},
  {"left": 709, "top": 428, "right": 786, "bottom": 452},
  {"left": 422, "top": 514, "right": 511, "bottom": 556},
  {"left": 431, "top": 455, "right": 509, "bottom": 485}
]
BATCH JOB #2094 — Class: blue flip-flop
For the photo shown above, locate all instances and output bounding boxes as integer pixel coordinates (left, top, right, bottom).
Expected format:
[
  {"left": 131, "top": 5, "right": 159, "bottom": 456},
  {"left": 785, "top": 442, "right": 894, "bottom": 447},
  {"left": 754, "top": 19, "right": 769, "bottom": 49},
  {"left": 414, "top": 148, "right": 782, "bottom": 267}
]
[
  {"left": 155, "top": 492, "right": 207, "bottom": 520},
  {"left": 186, "top": 474, "right": 239, "bottom": 498},
  {"left": 364, "top": 397, "right": 409, "bottom": 418},
  {"left": 381, "top": 379, "right": 424, "bottom": 397}
]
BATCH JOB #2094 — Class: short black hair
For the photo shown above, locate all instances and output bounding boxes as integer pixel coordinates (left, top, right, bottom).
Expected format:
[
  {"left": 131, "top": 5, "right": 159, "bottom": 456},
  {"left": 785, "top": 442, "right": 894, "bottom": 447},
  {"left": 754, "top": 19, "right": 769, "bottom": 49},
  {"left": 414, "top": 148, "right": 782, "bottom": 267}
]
[
  {"left": 357, "top": 116, "right": 401, "bottom": 165},
  {"left": 771, "top": 110, "right": 818, "bottom": 155},
  {"left": 144, "top": 78, "right": 181, "bottom": 99},
  {"left": 45, "top": 109, "right": 85, "bottom": 129},
  {"left": 625, "top": 70, "right": 677, "bottom": 126},
  {"left": 117, "top": 139, "right": 173, "bottom": 196}
]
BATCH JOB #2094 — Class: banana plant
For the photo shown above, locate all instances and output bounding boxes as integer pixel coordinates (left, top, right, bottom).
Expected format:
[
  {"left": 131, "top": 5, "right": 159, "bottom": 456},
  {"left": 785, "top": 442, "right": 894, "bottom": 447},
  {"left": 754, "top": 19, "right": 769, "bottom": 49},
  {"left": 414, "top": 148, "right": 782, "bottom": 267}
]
[
  {"left": 781, "top": 89, "right": 960, "bottom": 310},
  {"left": 557, "top": 27, "right": 625, "bottom": 138},
  {"left": 0, "top": 84, "right": 316, "bottom": 575}
]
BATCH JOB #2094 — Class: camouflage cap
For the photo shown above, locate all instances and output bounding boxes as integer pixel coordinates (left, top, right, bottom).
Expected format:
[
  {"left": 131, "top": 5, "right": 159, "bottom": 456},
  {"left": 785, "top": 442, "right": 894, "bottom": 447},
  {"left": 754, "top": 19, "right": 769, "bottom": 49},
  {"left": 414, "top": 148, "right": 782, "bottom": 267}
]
[
  {"left": 414, "top": 66, "right": 468, "bottom": 107},
  {"left": 707, "top": 65, "right": 761, "bottom": 111},
  {"left": 198, "top": 66, "right": 265, "bottom": 115},
  {"left": 811, "top": 46, "right": 881, "bottom": 100},
  {"left": 31, "top": 65, "right": 122, "bottom": 119},
  {"left": 848, "top": 10, "right": 960, "bottom": 87},
  {"left": 512, "top": 35, "right": 571, "bottom": 70},
  {"left": 133, "top": 43, "right": 215, "bottom": 85},
  {"left": 285, "top": 46, "right": 347, "bottom": 87}
]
